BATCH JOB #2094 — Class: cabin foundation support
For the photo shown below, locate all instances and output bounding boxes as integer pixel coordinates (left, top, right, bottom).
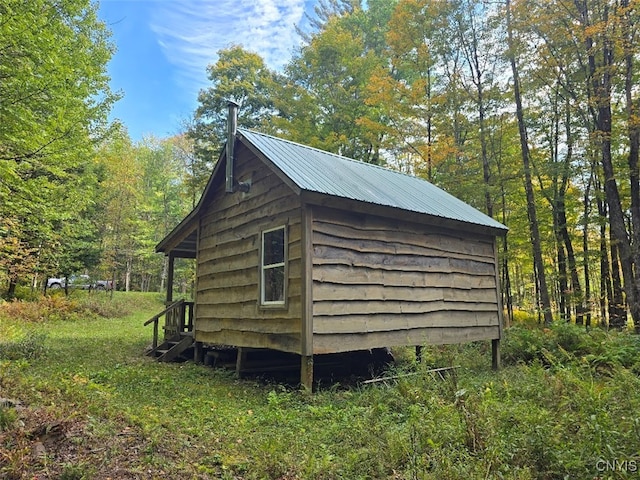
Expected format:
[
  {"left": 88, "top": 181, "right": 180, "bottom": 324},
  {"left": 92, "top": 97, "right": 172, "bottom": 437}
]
[
  {"left": 491, "top": 339, "right": 501, "bottom": 370},
  {"left": 301, "top": 355, "right": 313, "bottom": 391},
  {"left": 236, "top": 348, "right": 248, "bottom": 378},
  {"left": 194, "top": 341, "right": 203, "bottom": 364}
]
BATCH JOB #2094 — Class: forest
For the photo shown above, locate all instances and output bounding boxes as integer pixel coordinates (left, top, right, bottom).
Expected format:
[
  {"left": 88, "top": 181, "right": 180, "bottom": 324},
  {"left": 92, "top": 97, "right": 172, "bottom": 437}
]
[{"left": 2, "top": 0, "right": 640, "bottom": 330}]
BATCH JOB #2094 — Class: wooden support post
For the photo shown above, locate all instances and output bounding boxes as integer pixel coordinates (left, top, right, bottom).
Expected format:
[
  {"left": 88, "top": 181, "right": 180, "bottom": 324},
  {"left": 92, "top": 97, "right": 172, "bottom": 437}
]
[
  {"left": 492, "top": 339, "right": 501, "bottom": 370},
  {"left": 415, "top": 346, "right": 423, "bottom": 363},
  {"left": 166, "top": 253, "right": 175, "bottom": 304},
  {"left": 300, "top": 206, "right": 314, "bottom": 393},
  {"left": 152, "top": 320, "right": 159, "bottom": 350},
  {"left": 236, "top": 348, "right": 247, "bottom": 378},
  {"left": 301, "top": 355, "right": 313, "bottom": 391},
  {"left": 194, "top": 341, "right": 203, "bottom": 364},
  {"left": 492, "top": 238, "right": 504, "bottom": 372}
]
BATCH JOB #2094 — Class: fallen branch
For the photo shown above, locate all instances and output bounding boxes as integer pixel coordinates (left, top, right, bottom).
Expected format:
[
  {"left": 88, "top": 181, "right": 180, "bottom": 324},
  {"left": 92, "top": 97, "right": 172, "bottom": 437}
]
[{"left": 362, "top": 366, "right": 460, "bottom": 385}]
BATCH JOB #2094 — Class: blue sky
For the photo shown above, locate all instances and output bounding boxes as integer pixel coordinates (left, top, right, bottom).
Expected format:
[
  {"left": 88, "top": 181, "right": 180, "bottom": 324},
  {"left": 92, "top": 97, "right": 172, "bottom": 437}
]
[{"left": 98, "top": 0, "right": 315, "bottom": 141}]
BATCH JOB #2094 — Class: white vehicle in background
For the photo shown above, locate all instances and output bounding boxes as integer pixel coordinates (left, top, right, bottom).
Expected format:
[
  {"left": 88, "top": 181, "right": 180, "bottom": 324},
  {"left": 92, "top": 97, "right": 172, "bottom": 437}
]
[{"left": 47, "top": 274, "right": 113, "bottom": 291}]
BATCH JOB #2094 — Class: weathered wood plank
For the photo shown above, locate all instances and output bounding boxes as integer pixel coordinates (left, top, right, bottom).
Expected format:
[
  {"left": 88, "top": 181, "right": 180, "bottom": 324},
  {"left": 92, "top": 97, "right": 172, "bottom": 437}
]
[
  {"left": 314, "top": 230, "right": 493, "bottom": 264},
  {"left": 200, "top": 215, "right": 301, "bottom": 250},
  {"left": 201, "top": 199, "right": 300, "bottom": 244},
  {"left": 313, "top": 311, "right": 500, "bottom": 334},
  {"left": 313, "top": 206, "right": 494, "bottom": 244},
  {"left": 312, "top": 265, "right": 497, "bottom": 289},
  {"left": 197, "top": 260, "right": 302, "bottom": 291},
  {"left": 198, "top": 279, "right": 302, "bottom": 303},
  {"left": 312, "top": 325, "right": 501, "bottom": 354},
  {"left": 198, "top": 249, "right": 301, "bottom": 277},
  {"left": 198, "top": 317, "right": 301, "bottom": 335},
  {"left": 197, "top": 329, "right": 302, "bottom": 354},
  {"left": 313, "top": 246, "right": 496, "bottom": 275},
  {"left": 197, "top": 250, "right": 259, "bottom": 276},
  {"left": 313, "top": 283, "right": 498, "bottom": 303},
  {"left": 305, "top": 195, "right": 503, "bottom": 237},
  {"left": 197, "top": 295, "right": 302, "bottom": 318},
  {"left": 199, "top": 235, "right": 301, "bottom": 265},
  {"left": 199, "top": 165, "right": 294, "bottom": 224},
  {"left": 200, "top": 171, "right": 299, "bottom": 227},
  {"left": 197, "top": 268, "right": 257, "bottom": 289},
  {"left": 313, "top": 221, "right": 494, "bottom": 259},
  {"left": 313, "top": 299, "right": 498, "bottom": 316}
]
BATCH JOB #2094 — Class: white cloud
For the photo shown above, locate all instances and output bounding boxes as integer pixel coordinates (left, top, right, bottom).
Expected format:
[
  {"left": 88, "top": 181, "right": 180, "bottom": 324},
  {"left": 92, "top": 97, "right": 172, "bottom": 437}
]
[{"left": 149, "top": 0, "right": 307, "bottom": 96}]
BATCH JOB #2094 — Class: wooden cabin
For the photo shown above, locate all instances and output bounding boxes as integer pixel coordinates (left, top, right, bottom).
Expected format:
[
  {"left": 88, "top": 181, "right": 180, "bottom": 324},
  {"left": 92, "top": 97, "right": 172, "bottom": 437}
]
[{"left": 151, "top": 105, "right": 508, "bottom": 389}]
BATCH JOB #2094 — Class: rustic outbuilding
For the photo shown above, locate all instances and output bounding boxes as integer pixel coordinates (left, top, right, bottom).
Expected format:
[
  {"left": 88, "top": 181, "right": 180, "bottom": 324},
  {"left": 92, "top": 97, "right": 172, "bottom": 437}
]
[{"left": 150, "top": 104, "right": 508, "bottom": 389}]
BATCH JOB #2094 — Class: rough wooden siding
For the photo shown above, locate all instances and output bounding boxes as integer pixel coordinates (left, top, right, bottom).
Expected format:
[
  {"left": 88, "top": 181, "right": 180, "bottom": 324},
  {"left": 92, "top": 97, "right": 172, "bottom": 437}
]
[
  {"left": 311, "top": 207, "right": 501, "bottom": 354},
  {"left": 195, "top": 145, "right": 303, "bottom": 354}
]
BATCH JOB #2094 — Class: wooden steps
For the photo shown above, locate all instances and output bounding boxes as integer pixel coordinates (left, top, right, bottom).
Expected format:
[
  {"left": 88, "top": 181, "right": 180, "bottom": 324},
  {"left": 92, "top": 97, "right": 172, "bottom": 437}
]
[{"left": 147, "top": 332, "right": 194, "bottom": 362}]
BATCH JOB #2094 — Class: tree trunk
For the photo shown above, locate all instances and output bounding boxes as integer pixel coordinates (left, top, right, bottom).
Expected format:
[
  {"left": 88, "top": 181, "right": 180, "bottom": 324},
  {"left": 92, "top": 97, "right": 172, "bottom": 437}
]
[
  {"left": 498, "top": 149, "right": 513, "bottom": 326},
  {"left": 160, "top": 256, "right": 168, "bottom": 294},
  {"left": 622, "top": 0, "right": 640, "bottom": 332},
  {"left": 554, "top": 211, "right": 569, "bottom": 322},
  {"left": 597, "top": 190, "right": 611, "bottom": 327},
  {"left": 610, "top": 242, "right": 628, "bottom": 329},
  {"left": 558, "top": 204, "right": 586, "bottom": 324},
  {"left": 577, "top": 0, "right": 639, "bottom": 326},
  {"left": 583, "top": 171, "right": 593, "bottom": 327},
  {"left": 6, "top": 277, "right": 17, "bottom": 299},
  {"left": 125, "top": 257, "right": 132, "bottom": 292},
  {"left": 506, "top": 0, "right": 553, "bottom": 325}
]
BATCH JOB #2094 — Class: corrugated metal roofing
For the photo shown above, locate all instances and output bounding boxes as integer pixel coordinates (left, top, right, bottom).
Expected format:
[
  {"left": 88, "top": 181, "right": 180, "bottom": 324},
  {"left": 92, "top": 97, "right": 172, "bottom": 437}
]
[{"left": 238, "top": 128, "right": 508, "bottom": 232}]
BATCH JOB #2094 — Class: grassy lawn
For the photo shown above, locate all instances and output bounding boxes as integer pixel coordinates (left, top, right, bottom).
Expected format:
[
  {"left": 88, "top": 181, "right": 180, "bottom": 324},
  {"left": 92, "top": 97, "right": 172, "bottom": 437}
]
[{"left": 2, "top": 293, "right": 640, "bottom": 479}]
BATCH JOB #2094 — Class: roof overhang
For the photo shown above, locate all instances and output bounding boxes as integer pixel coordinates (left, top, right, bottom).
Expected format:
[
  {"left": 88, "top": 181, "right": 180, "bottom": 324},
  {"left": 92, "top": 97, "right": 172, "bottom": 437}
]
[
  {"left": 155, "top": 145, "right": 228, "bottom": 257},
  {"left": 155, "top": 215, "right": 198, "bottom": 258}
]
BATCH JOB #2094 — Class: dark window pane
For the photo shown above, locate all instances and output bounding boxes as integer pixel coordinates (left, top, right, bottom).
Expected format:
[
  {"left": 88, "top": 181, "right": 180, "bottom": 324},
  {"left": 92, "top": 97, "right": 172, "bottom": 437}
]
[
  {"left": 264, "top": 266, "right": 285, "bottom": 302},
  {"left": 264, "top": 228, "right": 285, "bottom": 265}
]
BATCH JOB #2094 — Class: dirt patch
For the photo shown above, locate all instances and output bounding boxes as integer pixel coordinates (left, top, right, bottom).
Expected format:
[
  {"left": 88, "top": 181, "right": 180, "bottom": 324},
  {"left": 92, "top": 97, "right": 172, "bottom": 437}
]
[{"left": 0, "top": 399, "right": 183, "bottom": 479}]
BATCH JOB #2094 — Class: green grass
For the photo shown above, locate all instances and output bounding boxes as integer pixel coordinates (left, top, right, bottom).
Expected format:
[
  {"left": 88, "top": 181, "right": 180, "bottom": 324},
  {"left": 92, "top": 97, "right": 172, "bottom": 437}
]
[{"left": 2, "top": 295, "right": 640, "bottom": 479}]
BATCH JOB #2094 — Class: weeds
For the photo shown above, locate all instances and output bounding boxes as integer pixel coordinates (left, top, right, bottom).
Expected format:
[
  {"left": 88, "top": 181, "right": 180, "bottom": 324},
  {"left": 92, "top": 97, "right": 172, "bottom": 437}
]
[
  {"left": 2, "top": 296, "right": 640, "bottom": 479},
  {"left": 0, "top": 330, "right": 48, "bottom": 360},
  {"left": 502, "top": 321, "right": 640, "bottom": 372},
  {"left": 0, "top": 405, "right": 18, "bottom": 431}
]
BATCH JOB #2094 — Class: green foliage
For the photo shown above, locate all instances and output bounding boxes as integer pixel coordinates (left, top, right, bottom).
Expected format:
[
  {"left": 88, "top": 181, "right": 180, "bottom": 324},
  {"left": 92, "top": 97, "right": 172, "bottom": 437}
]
[
  {"left": 188, "top": 45, "right": 280, "bottom": 164},
  {"left": 92, "top": 130, "right": 197, "bottom": 294},
  {"left": 2, "top": 302, "right": 640, "bottom": 479},
  {"left": 275, "top": 9, "right": 387, "bottom": 164},
  {"left": 0, "top": 330, "right": 47, "bottom": 360},
  {"left": 59, "top": 462, "right": 95, "bottom": 480},
  {"left": 502, "top": 322, "right": 640, "bottom": 374},
  {"left": 0, "top": 405, "right": 18, "bottom": 432},
  {"left": 0, "top": 0, "right": 117, "bottom": 296}
]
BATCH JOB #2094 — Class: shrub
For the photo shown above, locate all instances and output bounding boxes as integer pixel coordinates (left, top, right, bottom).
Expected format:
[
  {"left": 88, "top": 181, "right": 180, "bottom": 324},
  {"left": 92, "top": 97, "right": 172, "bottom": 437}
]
[
  {"left": 0, "top": 295, "right": 84, "bottom": 323},
  {"left": 511, "top": 308, "right": 541, "bottom": 325},
  {"left": 501, "top": 324, "right": 548, "bottom": 365},
  {"left": 0, "top": 331, "right": 48, "bottom": 360},
  {"left": 0, "top": 292, "right": 163, "bottom": 324},
  {"left": 502, "top": 322, "right": 640, "bottom": 376},
  {"left": 0, "top": 405, "right": 18, "bottom": 431}
]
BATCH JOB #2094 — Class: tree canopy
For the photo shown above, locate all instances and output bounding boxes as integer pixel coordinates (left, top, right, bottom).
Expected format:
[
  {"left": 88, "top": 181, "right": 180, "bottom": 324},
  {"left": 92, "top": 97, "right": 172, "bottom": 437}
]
[
  {"left": 4, "top": 0, "right": 640, "bottom": 332},
  {"left": 185, "top": 0, "right": 640, "bottom": 329},
  {"left": 0, "top": 0, "right": 117, "bottom": 297}
]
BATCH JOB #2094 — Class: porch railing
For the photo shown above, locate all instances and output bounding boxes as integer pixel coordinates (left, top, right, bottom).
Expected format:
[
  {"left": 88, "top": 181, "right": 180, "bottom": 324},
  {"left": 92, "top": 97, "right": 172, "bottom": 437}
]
[{"left": 144, "top": 299, "right": 194, "bottom": 351}]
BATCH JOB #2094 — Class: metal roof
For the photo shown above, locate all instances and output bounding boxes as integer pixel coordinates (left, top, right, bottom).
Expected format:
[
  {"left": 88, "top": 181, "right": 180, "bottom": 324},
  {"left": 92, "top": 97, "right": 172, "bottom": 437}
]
[{"left": 238, "top": 128, "right": 507, "bottom": 233}]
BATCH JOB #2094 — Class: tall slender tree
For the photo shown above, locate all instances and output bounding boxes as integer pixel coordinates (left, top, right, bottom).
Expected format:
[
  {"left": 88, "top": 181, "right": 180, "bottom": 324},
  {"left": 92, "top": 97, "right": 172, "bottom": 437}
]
[{"left": 506, "top": 0, "right": 553, "bottom": 324}]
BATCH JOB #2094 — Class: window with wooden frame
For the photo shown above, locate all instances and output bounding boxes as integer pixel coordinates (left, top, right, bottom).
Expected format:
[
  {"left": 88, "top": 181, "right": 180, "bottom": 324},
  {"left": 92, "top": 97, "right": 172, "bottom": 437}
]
[{"left": 260, "top": 225, "right": 287, "bottom": 306}]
